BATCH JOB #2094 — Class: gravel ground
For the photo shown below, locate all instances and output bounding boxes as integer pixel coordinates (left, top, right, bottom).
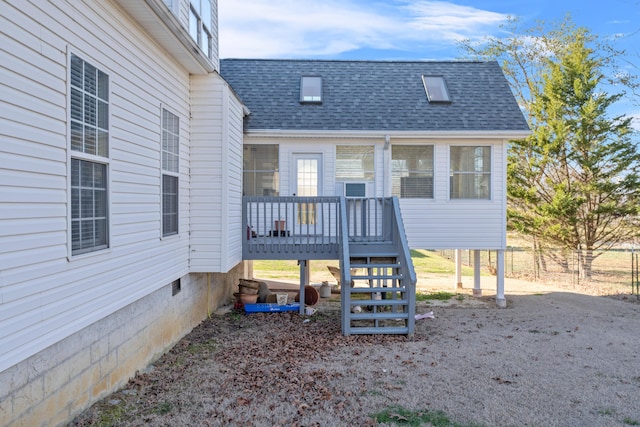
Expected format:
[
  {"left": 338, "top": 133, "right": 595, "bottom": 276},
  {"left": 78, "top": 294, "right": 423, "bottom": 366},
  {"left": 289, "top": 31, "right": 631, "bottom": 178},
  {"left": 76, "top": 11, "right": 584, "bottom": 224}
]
[{"left": 70, "top": 278, "right": 640, "bottom": 427}]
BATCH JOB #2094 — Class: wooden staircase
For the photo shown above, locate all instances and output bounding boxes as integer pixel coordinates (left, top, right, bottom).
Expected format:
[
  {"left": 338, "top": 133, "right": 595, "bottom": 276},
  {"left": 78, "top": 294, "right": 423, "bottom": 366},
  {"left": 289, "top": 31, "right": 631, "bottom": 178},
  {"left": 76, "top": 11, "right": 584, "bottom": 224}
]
[
  {"left": 337, "top": 197, "right": 417, "bottom": 336},
  {"left": 341, "top": 250, "right": 416, "bottom": 335}
]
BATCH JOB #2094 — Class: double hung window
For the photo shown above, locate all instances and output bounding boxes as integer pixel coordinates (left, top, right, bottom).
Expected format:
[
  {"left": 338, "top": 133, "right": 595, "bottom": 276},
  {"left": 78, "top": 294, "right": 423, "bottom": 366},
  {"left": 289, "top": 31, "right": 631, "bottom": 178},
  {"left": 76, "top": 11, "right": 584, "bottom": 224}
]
[
  {"left": 189, "top": 0, "right": 213, "bottom": 59},
  {"left": 450, "top": 146, "right": 491, "bottom": 199},
  {"left": 70, "top": 54, "right": 109, "bottom": 255},
  {"left": 162, "top": 109, "right": 179, "bottom": 236}
]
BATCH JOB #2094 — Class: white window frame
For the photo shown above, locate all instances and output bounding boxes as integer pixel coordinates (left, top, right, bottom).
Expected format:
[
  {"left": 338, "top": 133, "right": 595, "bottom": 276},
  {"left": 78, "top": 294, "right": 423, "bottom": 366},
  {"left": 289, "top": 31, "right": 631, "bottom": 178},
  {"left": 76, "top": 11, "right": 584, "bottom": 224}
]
[
  {"left": 391, "top": 145, "right": 434, "bottom": 199},
  {"left": 161, "top": 108, "right": 180, "bottom": 237},
  {"left": 189, "top": 0, "right": 213, "bottom": 59},
  {"left": 336, "top": 145, "right": 375, "bottom": 182},
  {"left": 68, "top": 52, "right": 111, "bottom": 257},
  {"left": 449, "top": 146, "right": 491, "bottom": 200},
  {"left": 243, "top": 144, "right": 280, "bottom": 196}
]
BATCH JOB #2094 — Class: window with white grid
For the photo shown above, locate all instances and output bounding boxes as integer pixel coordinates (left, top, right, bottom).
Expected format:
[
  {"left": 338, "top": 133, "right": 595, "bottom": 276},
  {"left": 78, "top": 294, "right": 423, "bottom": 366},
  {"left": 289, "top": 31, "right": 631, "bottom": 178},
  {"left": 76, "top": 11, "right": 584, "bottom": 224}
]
[
  {"left": 162, "top": 109, "right": 179, "bottom": 236},
  {"left": 70, "top": 54, "right": 109, "bottom": 255},
  {"left": 450, "top": 146, "right": 491, "bottom": 199},
  {"left": 189, "top": 0, "right": 213, "bottom": 59}
]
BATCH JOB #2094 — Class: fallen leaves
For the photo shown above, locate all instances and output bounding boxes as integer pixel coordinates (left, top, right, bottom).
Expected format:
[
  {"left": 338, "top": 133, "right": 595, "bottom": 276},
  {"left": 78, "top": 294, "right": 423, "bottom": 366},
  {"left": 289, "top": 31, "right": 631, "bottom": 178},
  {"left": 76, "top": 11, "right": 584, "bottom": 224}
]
[{"left": 71, "top": 305, "right": 429, "bottom": 426}]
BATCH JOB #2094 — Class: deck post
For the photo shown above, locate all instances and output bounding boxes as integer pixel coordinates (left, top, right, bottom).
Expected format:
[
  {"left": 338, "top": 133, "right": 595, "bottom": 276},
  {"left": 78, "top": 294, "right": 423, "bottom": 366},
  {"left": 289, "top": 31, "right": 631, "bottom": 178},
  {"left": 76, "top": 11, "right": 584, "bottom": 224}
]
[
  {"left": 496, "top": 250, "right": 506, "bottom": 307},
  {"left": 299, "top": 260, "right": 310, "bottom": 314},
  {"left": 455, "top": 249, "right": 463, "bottom": 289},
  {"left": 473, "top": 250, "right": 482, "bottom": 297}
]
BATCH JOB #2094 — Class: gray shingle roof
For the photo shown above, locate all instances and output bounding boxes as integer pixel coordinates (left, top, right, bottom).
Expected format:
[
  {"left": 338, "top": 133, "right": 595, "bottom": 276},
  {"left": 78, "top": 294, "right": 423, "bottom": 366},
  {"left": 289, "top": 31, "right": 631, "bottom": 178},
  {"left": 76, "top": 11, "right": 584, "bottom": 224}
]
[{"left": 220, "top": 59, "right": 529, "bottom": 132}]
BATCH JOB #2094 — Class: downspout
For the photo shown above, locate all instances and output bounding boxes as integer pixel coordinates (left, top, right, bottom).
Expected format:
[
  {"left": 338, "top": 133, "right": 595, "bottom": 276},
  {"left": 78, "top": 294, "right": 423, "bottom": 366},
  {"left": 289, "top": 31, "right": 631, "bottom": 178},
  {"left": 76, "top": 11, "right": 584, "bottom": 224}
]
[{"left": 383, "top": 135, "right": 390, "bottom": 197}]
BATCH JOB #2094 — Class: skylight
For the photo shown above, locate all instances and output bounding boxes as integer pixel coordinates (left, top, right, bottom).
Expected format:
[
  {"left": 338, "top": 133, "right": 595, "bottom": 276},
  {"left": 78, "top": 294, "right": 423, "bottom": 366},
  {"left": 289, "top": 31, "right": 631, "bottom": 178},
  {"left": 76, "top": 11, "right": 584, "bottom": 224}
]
[
  {"left": 422, "top": 75, "right": 450, "bottom": 102},
  {"left": 300, "top": 76, "right": 322, "bottom": 103}
]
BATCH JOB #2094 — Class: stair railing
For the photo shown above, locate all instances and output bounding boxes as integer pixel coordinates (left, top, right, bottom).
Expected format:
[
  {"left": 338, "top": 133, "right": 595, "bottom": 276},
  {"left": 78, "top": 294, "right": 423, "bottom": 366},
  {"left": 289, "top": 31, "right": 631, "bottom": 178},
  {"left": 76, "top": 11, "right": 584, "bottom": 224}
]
[
  {"left": 338, "top": 196, "right": 353, "bottom": 334},
  {"left": 390, "top": 196, "right": 417, "bottom": 334}
]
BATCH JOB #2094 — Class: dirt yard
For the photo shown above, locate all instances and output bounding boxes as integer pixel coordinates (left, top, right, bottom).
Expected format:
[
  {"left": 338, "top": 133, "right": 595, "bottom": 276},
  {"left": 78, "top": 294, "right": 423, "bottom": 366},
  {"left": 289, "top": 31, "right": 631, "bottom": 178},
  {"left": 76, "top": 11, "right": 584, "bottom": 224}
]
[{"left": 70, "top": 277, "right": 640, "bottom": 427}]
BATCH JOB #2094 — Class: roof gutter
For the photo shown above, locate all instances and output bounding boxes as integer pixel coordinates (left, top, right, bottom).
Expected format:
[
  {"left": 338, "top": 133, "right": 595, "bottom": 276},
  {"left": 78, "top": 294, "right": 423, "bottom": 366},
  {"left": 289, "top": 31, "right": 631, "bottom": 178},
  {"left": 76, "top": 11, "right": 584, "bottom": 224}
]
[
  {"left": 112, "top": 0, "right": 215, "bottom": 74},
  {"left": 244, "top": 129, "right": 531, "bottom": 140}
]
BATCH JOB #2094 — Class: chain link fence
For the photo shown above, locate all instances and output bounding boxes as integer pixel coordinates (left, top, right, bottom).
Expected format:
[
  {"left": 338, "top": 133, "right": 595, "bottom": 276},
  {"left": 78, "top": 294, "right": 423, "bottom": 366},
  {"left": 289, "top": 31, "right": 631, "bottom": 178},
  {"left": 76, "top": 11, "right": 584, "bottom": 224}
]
[{"left": 437, "top": 247, "right": 639, "bottom": 297}]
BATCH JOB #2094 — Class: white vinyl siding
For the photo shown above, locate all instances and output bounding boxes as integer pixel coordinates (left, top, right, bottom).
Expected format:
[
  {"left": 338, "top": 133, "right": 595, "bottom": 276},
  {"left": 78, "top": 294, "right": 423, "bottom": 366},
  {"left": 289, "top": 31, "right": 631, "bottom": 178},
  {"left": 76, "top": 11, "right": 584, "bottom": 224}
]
[
  {"left": 190, "top": 77, "right": 243, "bottom": 272},
  {"left": 244, "top": 137, "right": 507, "bottom": 251},
  {"left": 400, "top": 142, "right": 506, "bottom": 249},
  {"left": 0, "top": 0, "right": 196, "bottom": 373}
]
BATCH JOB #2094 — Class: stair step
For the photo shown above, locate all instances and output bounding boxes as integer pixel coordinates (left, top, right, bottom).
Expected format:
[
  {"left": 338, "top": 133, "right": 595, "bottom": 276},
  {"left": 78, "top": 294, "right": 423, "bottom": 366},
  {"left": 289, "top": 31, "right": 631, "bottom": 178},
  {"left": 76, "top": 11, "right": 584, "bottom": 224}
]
[
  {"left": 349, "top": 313, "right": 409, "bottom": 320},
  {"left": 349, "top": 286, "right": 407, "bottom": 301},
  {"left": 349, "top": 263, "right": 400, "bottom": 269},
  {"left": 347, "top": 326, "right": 410, "bottom": 335},
  {"left": 351, "top": 274, "right": 403, "bottom": 280},
  {"left": 349, "top": 255, "right": 398, "bottom": 262},
  {"left": 349, "top": 299, "right": 408, "bottom": 306}
]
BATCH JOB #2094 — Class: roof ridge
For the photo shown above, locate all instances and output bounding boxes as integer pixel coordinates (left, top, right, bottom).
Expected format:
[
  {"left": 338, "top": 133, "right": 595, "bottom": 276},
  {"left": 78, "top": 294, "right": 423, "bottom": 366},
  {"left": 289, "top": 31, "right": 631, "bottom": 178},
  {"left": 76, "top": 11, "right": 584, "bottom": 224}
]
[{"left": 220, "top": 58, "right": 491, "bottom": 64}]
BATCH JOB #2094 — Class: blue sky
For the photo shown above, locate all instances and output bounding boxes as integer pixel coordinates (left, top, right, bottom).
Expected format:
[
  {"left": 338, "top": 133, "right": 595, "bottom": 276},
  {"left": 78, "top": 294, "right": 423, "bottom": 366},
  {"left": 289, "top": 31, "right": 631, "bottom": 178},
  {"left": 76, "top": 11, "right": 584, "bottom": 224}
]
[
  {"left": 218, "top": 0, "right": 640, "bottom": 126},
  {"left": 218, "top": 0, "right": 639, "bottom": 60}
]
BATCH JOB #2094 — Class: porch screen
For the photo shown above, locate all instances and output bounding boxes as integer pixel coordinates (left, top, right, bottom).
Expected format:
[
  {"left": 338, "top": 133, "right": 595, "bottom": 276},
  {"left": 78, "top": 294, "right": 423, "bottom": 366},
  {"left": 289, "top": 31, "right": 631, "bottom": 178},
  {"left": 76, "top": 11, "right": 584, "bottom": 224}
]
[
  {"left": 392, "top": 145, "right": 434, "bottom": 198},
  {"left": 243, "top": 144, "right": 279, "bottom": 196}
]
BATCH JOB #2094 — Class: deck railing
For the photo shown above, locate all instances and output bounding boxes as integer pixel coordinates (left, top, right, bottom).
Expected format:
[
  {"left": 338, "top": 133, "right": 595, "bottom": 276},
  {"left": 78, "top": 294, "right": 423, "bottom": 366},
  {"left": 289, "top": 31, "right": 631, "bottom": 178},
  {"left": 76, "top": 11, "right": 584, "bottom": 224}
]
[
  {"left": 242, "top": 196, "right": 414, "bottom": 263},
  {"left": 242, "top": 195, "right": 416, "bottom": 335},
  {"left": 242, "top": 196, "right": 342, "bottom": 260}
]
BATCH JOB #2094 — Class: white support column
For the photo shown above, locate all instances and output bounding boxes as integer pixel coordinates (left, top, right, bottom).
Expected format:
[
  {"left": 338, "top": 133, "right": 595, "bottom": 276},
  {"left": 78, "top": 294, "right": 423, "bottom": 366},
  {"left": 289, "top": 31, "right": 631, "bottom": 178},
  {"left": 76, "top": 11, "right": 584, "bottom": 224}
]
[
  {"left": 496, "top": 250, "right": 506, "bottom": 308},
  {"left": 455, "top": 249, "right": 463, "bottom": 289},
  {"left": 473, "top": 250, "right": 482, "bottom": 297},
  {"left": 299, "top": 260, "right": 310, "bottom": 315}
]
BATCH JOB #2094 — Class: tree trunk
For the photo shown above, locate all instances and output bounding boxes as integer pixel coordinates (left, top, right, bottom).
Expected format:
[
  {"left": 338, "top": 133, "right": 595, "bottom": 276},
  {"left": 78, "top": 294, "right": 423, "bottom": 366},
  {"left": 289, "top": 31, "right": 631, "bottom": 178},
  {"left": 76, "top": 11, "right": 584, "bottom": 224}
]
[{"left": 580, "top": 249, "right": 593, "bottom": 280}]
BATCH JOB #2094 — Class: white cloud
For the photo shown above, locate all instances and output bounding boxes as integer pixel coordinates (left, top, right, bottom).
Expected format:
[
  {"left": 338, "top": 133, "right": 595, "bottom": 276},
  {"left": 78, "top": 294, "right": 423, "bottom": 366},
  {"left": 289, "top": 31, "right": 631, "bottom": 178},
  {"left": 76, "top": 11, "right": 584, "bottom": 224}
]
[
  {"left": 404, "top": 1, "right": 508, "bottom": 42},
  {"left": 218, "top": 0, "right": 510, "bottom": 58}
]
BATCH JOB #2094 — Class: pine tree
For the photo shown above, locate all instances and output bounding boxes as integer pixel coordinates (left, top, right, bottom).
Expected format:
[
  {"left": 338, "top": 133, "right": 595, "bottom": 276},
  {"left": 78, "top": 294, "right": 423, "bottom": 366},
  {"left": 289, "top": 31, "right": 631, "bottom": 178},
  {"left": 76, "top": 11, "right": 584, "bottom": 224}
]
[{"left": 507, "top": 31, "right": 640, "bottom": 278}]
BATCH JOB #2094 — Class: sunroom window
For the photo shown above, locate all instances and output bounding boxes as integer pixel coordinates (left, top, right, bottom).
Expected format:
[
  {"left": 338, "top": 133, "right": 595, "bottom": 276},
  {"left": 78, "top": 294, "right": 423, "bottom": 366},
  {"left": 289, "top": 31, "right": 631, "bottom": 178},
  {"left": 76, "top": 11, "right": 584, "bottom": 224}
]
[
  {"left": 450, "top": 146, "right": 491, "bottom": 199},
  {"left": 243, "top": 145, "right": 279, "bottom": 196},
  {"left": 422, "top": 75, "right": 450, "bottom": 102},
  {"left": 336, "top": 146, "right": 374, "bottom": 181},
  {"left": 392, "top": 145, "right": 434, "bottom": 198},
  {"left": 300, "top": 76, "right": 322, "bottom": 103}
]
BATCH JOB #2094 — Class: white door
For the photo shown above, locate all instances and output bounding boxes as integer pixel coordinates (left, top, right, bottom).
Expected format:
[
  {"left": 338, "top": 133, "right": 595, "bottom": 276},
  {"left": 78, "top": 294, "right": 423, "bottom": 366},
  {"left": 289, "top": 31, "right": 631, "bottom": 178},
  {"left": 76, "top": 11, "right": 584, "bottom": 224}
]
[{"left": 292, "top": 154, "right": 322, "bottom": 233}]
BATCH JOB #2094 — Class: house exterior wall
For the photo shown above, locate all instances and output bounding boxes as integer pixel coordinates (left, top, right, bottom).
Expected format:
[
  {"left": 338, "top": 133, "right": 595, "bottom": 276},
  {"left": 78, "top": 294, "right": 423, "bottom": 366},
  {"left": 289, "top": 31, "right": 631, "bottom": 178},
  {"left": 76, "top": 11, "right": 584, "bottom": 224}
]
[
  {"left": 190, "top": 77, "right": 244, "bottom": 272},
  {"left": 0, "top": 268, "right": 242, "bottom": 427},
  {"left": 400, "top": 139, "right": 507, "bottom": 250},
  {"left": 244, "top": 135, "right": 507, "bottom": 250},
  {"left": 0, "top": 0, "right": 239, "bottom": 425}
]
